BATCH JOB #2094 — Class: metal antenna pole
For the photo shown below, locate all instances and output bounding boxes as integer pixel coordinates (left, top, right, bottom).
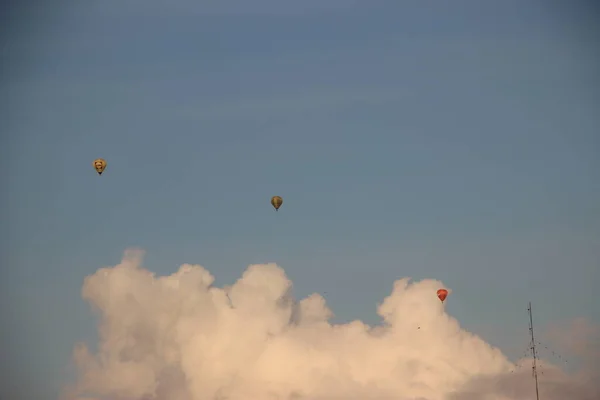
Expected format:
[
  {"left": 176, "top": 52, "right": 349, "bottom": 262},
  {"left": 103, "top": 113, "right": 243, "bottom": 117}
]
[{"left": 528, "top": 302, "right": 540, "bottom": 400}]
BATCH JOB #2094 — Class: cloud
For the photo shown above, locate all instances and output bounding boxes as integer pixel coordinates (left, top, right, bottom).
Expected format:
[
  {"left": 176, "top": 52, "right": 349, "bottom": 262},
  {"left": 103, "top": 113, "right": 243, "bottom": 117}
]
[
  {"left": 449, "top": 362, "right": 600, "bottom": 400},
  {"left": 64, "top": 249, "right": 597, "bottom": 400}
]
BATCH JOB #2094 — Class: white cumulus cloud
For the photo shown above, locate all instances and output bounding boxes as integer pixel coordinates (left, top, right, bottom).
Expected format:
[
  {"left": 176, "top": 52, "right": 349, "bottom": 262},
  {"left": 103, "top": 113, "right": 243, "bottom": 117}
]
[{"left": 62, "top": 249, "right": 598, "bottom": 400}]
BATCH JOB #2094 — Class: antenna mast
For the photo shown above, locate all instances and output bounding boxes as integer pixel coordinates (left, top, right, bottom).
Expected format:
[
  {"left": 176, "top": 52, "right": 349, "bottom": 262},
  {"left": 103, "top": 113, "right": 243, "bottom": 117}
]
[{"left": 528, "top": 302, "right": 540, "bottom": 400}]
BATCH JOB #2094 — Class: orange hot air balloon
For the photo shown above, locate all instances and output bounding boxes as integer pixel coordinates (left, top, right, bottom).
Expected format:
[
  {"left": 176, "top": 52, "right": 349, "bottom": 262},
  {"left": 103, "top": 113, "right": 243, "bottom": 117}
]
[{"left": 437, "top": 289, "right": 448, "bottom": 303}]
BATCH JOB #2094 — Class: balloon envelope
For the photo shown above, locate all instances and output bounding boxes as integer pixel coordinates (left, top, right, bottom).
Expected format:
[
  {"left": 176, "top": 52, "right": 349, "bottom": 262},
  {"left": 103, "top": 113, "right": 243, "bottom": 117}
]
[
  {"left": 437, "top": 289, "right": 448, "bottom": 302},
  {"left": 271, "top": 196, "right": 283, "bottom": 211},
  {"left": 93, "top": 158, "right": 107, "bottom": 175}
]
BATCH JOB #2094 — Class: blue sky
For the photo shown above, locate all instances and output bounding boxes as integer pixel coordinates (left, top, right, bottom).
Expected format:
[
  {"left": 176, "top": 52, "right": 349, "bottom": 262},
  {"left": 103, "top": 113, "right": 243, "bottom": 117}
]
[{"left": 2, "top": 1, "right": 599, "bottom": 398}]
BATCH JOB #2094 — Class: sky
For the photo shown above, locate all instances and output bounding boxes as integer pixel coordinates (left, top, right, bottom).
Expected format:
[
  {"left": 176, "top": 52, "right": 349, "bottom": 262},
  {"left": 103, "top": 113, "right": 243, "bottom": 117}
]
[{"left": 1, "top": 0, "right": 599, "bottom": 399}]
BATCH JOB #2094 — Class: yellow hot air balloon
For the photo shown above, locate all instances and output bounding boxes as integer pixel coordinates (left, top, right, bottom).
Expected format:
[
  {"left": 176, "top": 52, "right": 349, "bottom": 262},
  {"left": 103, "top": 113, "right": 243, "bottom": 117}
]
[
  {"left": 271, "top": 196, "right": 283, "bottom": 211},
  {"left": 93, "top": 158, "right": 107, "bottom": 175}
]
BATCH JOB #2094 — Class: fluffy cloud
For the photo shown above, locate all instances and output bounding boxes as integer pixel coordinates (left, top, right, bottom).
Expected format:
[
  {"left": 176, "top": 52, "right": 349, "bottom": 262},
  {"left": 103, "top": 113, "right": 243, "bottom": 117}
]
[{"left": 63, "top": 249, "right": 597, "bottom": 400}]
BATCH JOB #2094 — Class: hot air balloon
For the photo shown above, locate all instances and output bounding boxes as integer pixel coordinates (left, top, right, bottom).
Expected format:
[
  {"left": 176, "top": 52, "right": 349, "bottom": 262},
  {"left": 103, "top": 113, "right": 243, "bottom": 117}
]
[
  {"left": 93, "top": 158, "right": 107, "bottom": 175},
  {"left": 437, "top": 289, "right": 448, "bottom": 303},
  {"left": 271, "top": 196, "right": 283, "bottom": 211}
]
